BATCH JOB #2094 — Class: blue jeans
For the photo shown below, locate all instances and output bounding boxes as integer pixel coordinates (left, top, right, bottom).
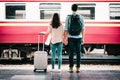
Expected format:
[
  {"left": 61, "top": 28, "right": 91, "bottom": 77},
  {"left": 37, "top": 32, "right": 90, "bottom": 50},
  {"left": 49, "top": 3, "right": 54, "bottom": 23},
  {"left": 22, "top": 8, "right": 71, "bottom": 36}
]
[
  {"left": 50, "top": 42, "right": 63, "bottom": 69},
  {"left": 68, "top": 38, "right": 82, "bottom": 68}
]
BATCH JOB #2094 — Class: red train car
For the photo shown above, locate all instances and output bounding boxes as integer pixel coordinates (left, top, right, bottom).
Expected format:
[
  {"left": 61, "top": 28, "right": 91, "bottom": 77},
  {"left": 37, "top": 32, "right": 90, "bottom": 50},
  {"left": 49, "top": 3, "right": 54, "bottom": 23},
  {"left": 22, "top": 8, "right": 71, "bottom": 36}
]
[{"left": 0, "top": 0, "right": 120, "bottom": 60}]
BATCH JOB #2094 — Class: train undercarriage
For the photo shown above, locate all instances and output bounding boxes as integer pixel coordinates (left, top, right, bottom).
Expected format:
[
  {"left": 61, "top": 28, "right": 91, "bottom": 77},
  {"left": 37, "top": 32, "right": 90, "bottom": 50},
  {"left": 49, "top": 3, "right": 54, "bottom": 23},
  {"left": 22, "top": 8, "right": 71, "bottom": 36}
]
[{"left": 0, "top": 43, "right": 120, "bottom": 60}]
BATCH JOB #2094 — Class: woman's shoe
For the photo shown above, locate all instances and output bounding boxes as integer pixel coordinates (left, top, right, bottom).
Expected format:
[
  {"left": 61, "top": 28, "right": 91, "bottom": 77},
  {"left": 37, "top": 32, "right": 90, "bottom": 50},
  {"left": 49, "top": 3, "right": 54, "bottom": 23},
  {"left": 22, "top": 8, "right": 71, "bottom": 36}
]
[
  {"left": 58, "top": 69, "right": 61, "bottom": 72},
  {"left": 51, "top": 69, "right": 55, "bottom": 72}
]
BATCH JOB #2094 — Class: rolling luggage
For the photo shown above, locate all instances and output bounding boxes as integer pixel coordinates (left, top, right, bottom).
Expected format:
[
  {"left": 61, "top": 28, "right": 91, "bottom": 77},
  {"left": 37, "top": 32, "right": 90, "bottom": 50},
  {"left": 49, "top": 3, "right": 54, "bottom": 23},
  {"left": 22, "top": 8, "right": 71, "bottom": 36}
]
[{"left": 34, "top": 33, "right": 48, "bottom": 72}]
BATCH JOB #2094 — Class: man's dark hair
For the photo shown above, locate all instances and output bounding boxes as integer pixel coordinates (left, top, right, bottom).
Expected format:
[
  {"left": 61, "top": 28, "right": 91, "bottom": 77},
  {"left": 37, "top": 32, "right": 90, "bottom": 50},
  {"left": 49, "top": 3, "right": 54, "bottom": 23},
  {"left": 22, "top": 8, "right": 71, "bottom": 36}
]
[{"left": 72, "top": 4, "right": 78, "bottom": 11}]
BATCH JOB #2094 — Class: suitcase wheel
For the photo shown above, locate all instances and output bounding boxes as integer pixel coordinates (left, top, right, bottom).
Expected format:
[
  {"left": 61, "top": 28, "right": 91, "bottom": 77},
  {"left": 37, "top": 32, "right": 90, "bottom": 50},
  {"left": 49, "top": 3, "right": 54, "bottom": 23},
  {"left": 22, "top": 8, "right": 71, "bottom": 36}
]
[
  {"left": 44, "top": 69, "right": 47, "bottom": 72},
  {"left": 34, "top": 69, "right": 47, "bottom": 72},
  {"left": 34, "top": 69, "right": 36, "bottom": 72}
]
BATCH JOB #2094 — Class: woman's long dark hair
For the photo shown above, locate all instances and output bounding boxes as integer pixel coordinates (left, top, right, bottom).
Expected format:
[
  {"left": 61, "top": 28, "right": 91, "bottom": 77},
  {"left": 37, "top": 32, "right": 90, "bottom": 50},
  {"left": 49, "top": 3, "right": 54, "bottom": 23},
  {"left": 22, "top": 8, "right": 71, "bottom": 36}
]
[{"left": 51, "top": 13, "right": 60, "bottom": 28}]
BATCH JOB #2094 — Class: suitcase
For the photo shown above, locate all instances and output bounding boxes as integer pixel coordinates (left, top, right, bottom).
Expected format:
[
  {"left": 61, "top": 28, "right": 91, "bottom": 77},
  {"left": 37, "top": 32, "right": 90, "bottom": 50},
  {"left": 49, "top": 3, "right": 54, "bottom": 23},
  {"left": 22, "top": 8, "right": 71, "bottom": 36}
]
[{"left": 34, "top": 33, "right": 48, "bottom": 72}]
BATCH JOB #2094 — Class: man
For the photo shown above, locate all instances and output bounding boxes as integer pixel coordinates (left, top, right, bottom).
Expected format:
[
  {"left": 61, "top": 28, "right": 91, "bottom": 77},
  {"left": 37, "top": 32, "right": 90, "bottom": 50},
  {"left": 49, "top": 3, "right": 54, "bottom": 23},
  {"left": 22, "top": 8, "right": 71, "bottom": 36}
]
[{"left": 64, "top": 4, "right": 84, "bottom": 73}]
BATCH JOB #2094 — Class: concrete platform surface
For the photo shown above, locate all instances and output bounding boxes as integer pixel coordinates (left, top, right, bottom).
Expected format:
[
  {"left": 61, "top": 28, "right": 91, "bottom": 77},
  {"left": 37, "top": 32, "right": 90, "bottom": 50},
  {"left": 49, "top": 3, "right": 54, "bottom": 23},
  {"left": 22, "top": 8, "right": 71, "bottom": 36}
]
[{"left": 0, "top": 64, "right": 120, "bottom": 80}]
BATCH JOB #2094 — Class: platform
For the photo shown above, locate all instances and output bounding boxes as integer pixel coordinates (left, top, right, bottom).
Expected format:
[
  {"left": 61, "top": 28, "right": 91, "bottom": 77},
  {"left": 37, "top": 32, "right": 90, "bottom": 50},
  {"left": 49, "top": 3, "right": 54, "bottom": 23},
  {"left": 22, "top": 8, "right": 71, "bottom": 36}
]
[{"left": 0, "top": 64, "right": 120, "bottom": 80}]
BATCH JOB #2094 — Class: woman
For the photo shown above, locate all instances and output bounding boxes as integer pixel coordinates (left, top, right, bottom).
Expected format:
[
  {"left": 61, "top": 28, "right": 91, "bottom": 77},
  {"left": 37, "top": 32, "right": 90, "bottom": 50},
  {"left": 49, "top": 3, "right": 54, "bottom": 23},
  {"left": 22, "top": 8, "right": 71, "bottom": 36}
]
[{"left": 41, "top": 13, "right": 63, "bottom": 72}]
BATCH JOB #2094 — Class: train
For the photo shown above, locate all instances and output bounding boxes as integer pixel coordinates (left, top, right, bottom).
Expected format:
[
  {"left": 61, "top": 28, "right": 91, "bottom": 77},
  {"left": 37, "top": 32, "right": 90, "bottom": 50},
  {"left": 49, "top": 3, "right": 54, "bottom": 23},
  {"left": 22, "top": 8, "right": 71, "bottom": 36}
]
[{"left": 0, "top": 0, "right": 120, "bottom": 60}]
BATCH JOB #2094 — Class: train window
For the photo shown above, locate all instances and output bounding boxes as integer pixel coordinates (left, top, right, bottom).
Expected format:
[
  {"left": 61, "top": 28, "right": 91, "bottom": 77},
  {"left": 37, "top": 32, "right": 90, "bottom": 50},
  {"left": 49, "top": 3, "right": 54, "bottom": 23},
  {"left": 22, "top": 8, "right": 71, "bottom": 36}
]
[
  {"left": 39, "top": 3, "right": 61, "bottom": 19},
  {"left": 110, "top": 3, "right": 120, "bottom": 20},
  {"left": 6, "top": 3, "right": 26, "bottom": 19},
  {"left": 77, "top": 3, "right": 96, "bottom": 20}
]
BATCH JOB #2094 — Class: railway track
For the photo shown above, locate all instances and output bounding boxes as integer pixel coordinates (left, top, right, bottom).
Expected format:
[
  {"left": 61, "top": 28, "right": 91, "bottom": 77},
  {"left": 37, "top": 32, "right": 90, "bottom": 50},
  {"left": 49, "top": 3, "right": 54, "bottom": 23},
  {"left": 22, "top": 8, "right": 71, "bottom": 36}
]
[{"left": 0, "top": 54, "right": 120, "bottom": 64}]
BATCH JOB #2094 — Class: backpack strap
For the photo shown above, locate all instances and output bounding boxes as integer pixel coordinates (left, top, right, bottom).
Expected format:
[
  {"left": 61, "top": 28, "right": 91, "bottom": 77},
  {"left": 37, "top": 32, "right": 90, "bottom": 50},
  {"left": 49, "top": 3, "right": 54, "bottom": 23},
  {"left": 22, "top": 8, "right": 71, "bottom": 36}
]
[{"left": 67, "top": 15, "right": 72, "bottom": 28}]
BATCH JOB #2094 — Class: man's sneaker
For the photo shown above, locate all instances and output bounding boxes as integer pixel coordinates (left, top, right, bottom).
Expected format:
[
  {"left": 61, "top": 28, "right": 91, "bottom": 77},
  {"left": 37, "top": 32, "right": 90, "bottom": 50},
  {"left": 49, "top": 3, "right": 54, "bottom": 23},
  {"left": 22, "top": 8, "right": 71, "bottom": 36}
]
[
  {"left": 68, "top": 67, "right": 73, "bottom": 73},
  {"left": 76, "top": 67, "right": 80, "bottom": 73}
]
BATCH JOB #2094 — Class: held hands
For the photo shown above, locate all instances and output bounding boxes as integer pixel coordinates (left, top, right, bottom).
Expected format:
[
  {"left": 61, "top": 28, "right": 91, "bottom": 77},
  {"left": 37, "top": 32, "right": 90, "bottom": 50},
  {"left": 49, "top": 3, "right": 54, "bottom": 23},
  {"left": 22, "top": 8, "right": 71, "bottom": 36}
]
[
  {"left": 63, "top": 37, "right": 68, "bottom": 45},
  {"left": 63, "top": 40, "right": 68, "bottom": 45},
  {"left": 63, "top": 31, "right": 68, "bottom": 45}
]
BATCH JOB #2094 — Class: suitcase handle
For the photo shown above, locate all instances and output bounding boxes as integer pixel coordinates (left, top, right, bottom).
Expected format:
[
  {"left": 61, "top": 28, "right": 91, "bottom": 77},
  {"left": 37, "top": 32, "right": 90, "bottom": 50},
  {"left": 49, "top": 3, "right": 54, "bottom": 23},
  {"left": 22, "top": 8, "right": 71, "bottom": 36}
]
[{"left": 38, "top": 33, "right": 45, "bottom": 51}]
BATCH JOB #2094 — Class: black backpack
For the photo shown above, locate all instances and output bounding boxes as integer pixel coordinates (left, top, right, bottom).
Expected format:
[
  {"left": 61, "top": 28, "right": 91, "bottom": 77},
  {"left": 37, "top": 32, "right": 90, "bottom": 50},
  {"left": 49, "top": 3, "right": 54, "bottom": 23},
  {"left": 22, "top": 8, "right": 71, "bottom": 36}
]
[{"left": 68, "top": 14, "right": 82, "bottom": 35}]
